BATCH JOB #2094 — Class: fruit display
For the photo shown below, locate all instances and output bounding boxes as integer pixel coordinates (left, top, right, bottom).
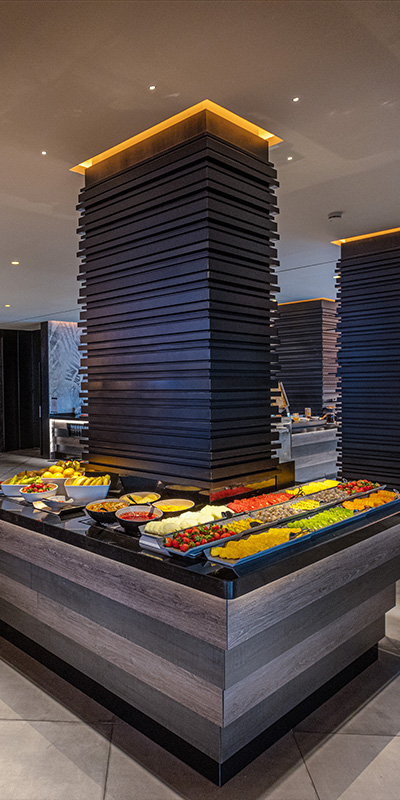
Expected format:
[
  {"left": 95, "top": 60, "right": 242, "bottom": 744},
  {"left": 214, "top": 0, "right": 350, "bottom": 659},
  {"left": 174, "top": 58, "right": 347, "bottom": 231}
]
[
  {"left": 21, "top": 482, "right": 57, "bottom": 494},
  {"left": 163, "top": 518, "right": 257, "bottom": 552},
  {"left": 342, "top": 490, "right": 397, "bottom": 511},
  {"left": 292, "top": 479, "right": 339, "bottom": 496},
  {"left": 287, "top": 506, "right": 354, "bottom": 531},
  {"left": 144, "top": 505, "right": 229, "bottom": 535},
  {"left": 6, "top": 460, "right": 85, "bottom": 486},
  {"left": 290, "top": 499, "right": 320, "bottom": 511},
  {"left": 337, "top": 479, "right": 380, "bottom": 495},
  {"left": 66, "top": 474, "right": 110, "bottom": 486},
  {"left": 227, "top": 491, "right": 295, "bottom": 513},
  {"left": 41, "top": 460, "right": 85, "bottom": 480},
  {"left": 210, "top": 527, "right": 304, "bottom": 561}
]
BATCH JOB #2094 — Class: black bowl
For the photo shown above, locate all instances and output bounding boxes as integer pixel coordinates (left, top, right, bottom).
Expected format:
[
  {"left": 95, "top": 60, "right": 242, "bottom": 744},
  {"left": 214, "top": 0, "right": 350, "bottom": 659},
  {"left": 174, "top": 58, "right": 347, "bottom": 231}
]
[
  {"left": 115, "top": 504, "right": 163, "bottom": 535},
  {"left": 85, "top": 499, "right": 130, "bottom": 524}
]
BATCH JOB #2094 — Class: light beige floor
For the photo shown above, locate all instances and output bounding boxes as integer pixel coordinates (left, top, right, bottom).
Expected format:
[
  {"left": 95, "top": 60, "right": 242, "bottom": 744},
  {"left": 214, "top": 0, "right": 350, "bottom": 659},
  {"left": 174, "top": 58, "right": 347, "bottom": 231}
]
[{"left": 1, "top": 453, "right": 400, "bottom": 798}]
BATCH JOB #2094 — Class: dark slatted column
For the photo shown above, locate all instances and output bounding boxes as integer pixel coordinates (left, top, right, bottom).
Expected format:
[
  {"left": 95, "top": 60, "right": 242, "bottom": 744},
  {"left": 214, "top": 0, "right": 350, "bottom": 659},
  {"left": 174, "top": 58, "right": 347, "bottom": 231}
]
[
  {"left": 336, "top": 231, "right": 400, "bottom": 484},
  {"left": 277, "top": 299, "right": 337, "bottom": 416},
  {"left": 76, "top": 106, "right": 280, "bottom": 486}
]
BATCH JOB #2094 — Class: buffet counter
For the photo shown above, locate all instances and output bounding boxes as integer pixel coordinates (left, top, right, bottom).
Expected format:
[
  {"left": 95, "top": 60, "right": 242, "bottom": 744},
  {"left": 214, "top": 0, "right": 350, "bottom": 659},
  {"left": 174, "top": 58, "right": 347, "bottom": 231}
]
[{"left": 1, "top": 495, "right": 400, "bottom": 783}]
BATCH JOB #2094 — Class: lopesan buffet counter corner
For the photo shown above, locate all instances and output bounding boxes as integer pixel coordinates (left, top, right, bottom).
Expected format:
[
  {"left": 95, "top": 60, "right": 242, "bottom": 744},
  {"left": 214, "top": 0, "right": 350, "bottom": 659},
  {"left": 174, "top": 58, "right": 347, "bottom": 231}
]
[{"left": 1, "top": 489, "right": 400, "bottom": 784}]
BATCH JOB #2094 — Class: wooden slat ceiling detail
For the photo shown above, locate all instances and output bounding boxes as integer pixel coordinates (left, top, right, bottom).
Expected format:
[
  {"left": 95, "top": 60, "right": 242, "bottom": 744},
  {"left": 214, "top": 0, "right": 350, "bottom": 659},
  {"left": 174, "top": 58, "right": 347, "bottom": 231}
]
[
  {"left": 277, "top": 299, "right": 338, "bottom": 416},
  {"left": 336, "top": 232, "right": 400, "bottom": 484},
  {"left": 77, "top": 112, "right": 280, "bottom": 485}
]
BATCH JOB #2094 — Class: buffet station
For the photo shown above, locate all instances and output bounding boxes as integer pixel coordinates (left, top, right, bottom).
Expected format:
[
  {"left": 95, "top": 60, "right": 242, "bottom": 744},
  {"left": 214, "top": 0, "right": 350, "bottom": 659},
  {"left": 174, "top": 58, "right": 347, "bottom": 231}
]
[
  {"left": 1, "top": 467, "right": 400, "bottom": 784},
  {"left": 1, "top": 102, "right": 399, "bottom": 786}
]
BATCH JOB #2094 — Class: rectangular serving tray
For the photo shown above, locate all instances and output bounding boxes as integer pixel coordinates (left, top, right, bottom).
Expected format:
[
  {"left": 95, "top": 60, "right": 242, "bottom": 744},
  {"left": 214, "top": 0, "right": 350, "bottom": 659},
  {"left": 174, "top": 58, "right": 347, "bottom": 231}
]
[
  {"left": 138, "top": 484, "right": 386, "bottom": 556},
  {"left": 206, "top": 490, "right": 399, "bottom": 569},
  {"left": 139, "top": 515, "right": 266, "bottom": 557}
]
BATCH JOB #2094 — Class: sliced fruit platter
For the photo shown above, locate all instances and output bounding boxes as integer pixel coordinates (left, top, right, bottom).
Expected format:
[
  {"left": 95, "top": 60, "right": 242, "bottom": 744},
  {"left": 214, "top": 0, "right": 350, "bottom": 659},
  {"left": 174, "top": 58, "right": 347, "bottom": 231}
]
[
  {"left": 206, "top": 489, "right": 399, "bottom": 568},
  {"left": 159, "top": 517, "right": 263, "bottom": 557}
]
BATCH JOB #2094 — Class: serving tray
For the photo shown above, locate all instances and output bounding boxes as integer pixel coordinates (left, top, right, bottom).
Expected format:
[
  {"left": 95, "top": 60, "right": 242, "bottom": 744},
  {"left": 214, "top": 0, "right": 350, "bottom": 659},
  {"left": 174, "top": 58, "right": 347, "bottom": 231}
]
[
  {"left": 139, "top": 515, "right": 265, "bottom": 557},
  {"left": 206, "top": 489, "right": 399, "bottom": 569}
]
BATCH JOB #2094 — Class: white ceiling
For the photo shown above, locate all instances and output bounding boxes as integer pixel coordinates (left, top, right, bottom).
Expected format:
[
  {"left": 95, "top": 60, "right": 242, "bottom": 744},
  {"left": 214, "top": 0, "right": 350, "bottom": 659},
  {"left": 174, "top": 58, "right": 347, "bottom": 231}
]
[{"left": 1, "top": 0, "right": 399, "bottom": 326}]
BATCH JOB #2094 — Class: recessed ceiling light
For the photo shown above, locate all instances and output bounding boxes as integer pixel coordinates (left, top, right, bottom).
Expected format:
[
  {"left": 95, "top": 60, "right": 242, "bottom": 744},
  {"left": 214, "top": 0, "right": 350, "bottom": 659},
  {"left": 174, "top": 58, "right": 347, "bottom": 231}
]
[
  {"left": 292, "top": 97, "right": 299, "bottom": 102},
  {"left": 41, "top": 150, "right": 47, "bottom": 155},
  {"left": 5, "top": 304, "right": 10, "bottom": 308},
  {"left": 287, "top": 156, "right": 293, "bottom": 161},
  {"left": 149, "top": 85, "right": 156, "bottom": 91},
  {"left": 11, "top": 261, "right": 19, "bottom": 265}
]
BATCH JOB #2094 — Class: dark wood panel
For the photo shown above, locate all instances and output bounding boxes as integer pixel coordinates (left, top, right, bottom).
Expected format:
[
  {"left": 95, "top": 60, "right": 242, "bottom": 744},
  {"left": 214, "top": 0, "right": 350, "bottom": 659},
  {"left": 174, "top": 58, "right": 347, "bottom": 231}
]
[
  {"left": 78, "top": 113, "right": 280, "bottom": 483},
  {"left": 337, "top": 232, "right": 400, "bottom": 483},
  {"left": 277, "top": 299, "right": 337, "bottom": 416}
]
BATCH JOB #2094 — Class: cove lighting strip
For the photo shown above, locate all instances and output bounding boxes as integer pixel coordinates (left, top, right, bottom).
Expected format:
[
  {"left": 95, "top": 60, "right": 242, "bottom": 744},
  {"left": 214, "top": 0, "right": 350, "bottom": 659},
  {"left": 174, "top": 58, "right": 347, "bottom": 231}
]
[
  {"left": 332, "top": 227, "right": 400, "bottom": 246},
  {"left": 70, "top": 99, "right": 282, "bottom": 175}
]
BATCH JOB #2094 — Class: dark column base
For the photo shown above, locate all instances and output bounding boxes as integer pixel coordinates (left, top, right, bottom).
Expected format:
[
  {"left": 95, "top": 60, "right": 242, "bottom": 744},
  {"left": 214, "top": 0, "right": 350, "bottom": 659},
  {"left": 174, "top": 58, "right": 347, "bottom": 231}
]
[{"left": 0, "top": 621, "right": 378, "bottom": 786}]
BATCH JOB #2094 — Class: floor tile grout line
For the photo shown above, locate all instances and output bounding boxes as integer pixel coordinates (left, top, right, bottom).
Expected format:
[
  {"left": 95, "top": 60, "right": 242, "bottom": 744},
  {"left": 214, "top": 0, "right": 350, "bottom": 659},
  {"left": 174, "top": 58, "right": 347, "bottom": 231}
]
[
  {"left": 101, "top": 722, "right": 113, "bottom": 800},
  {"left": 0, "top": 718, "right": 114, "bottom": 724},
  {"left": 293, "top": 729, "right": 400, "bottom": 737},
  {"left": 292, "top": 729, "right": 322, "bottom": 800}
]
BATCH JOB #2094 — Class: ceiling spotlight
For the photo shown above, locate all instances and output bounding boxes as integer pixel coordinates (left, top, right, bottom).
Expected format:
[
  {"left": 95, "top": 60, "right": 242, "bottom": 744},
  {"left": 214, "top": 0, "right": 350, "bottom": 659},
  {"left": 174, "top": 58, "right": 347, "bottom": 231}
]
[
  {"left": 11, "top": 261, "right": 19, "bottom": 265},
  {"left": 41, "top": 150, "right": 47, "bottom": 155},
  {"left": 5, "top": 304, "right": 10, "bottom": 308},
  {"left": 287, "top": 156, "right": 293, "bottom": 161},
  {"left": 328, "top": 210, "right": 343, "bottom": 219},
  {"left": 292, "top": 97, "right": 299, "bottom": 102},
  {"left": 149, "top": 85, "right": 156, "bottom": 91}
]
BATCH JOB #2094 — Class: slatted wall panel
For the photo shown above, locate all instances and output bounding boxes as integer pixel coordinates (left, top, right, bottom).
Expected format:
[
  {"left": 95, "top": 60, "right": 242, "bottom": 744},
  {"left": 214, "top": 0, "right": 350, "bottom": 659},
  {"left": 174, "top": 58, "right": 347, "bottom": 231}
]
[
  {"left": 78, "top": 111, "right": 280, "bottom": 485},
  {"left": 277, "top": 299, "right": 337, "bottom": 416},
  {"left": 336, "top": 232, "right": 400, "bottom": 484}
]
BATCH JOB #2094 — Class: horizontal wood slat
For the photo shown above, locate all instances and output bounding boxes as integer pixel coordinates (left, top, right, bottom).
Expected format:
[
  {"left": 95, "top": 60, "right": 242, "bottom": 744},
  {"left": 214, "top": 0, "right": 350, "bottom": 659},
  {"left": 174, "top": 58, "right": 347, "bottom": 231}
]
[
  {"left": 78, "top": 114, "right": 280, "bottom": 484},
  {"left": 277, "top": 299, "right": 337, "bottom": 416},
  {"left": 337, "top": 232, "right": 400, "bottom": 483}
]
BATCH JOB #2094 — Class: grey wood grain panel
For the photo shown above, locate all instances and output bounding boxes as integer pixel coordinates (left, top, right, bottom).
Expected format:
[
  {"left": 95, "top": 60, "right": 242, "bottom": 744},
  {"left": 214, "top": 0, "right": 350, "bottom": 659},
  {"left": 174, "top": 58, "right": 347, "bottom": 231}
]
[
  {"left": 0, "top": 551, "right": 31, "bottom": 587},
  {"left": 221, "top": 617, "right": 384, "bottom": 760},
  {"left": 36, "top": 592, "right": 223, "bottom": 724},
  {"left": 224, "top": 586, "right": 393, "bottom": 725},
  {"left": 225, "top": 559, "right": 399, "bottom": 687},
  {"left": 31, "top": 565, "right": 225, "bottom": 688},
  {"left": 0, "top": 599, "right": 222, "bottom": 759},
  {"left": 227, "top": 523, "right": 400, "bottom": 647},
  {"left": 0, "top": 573, "right": 37, "bottom": 615},
  {"left": 0, "top": 520, "right": 227, "bottom": 647}
]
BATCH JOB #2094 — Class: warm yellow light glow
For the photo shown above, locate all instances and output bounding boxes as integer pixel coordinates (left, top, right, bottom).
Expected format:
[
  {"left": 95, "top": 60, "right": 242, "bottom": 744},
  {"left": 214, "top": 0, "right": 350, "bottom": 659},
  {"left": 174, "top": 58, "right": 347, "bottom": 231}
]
[
  {"left": 331, "top": 227, "right": 400, "bottom": 245},
  {"left": 41, "top": 151, "right": 47, "bottom": 155},
  {"left": 149, "top": 85, "right": 156, "bottom": 91},
  {"left": 287, "top": 156, "right": 293, "bottom": 161},
  {"left": 11, "top": 261, "right": 19, "bottom": 265},
  {"left": 5, "top": 304, "right": 10, "bottom": 307},
  {"left": 278, "top": 298, "right": 335, "bottom": 305},
  {"left": 292, "top": 97, "right": 299, "bottom": 102},
  {"left": 70, "top": 99, "right": 282, "bottom": 174}
]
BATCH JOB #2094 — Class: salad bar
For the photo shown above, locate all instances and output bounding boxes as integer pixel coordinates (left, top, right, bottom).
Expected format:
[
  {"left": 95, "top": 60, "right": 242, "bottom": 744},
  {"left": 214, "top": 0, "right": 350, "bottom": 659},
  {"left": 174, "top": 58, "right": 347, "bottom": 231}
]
[{"left": 1, "top": 470, "right": 400, "bottom": 785}]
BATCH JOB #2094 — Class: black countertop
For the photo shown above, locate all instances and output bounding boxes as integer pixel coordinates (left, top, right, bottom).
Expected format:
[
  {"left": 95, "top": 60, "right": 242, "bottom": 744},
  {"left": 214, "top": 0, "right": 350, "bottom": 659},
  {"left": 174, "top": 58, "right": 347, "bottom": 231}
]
[{"left": 1, "top": 495, "right": 399, "bottom": 600}]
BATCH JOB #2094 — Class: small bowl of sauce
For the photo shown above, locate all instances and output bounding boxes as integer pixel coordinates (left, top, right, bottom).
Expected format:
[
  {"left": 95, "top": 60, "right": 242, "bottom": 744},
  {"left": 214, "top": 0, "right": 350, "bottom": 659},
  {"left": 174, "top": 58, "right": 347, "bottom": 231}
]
[{"left": 115, "top": 504, "right": 163, "bottom": 535}]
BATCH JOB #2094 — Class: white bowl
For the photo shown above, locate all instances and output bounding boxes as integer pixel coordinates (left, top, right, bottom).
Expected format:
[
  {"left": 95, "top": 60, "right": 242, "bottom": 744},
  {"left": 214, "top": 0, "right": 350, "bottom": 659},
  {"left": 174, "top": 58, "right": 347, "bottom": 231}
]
[
  {"left": 19, "top": 483, "right": 58, "bottom": 503},
  {"left": 1, "top": 479, "right": 31, "bottom": 497},
  {"left": 41, "top": 475, "right": 67, "bottom": 493},
  {"left": 65, "top": 479, "right": 110, "bottom": 504}
]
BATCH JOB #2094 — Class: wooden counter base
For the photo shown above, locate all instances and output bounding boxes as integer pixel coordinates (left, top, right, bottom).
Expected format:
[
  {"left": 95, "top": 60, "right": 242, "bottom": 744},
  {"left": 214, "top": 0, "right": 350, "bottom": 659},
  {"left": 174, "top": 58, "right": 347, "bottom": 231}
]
[{"left": 1, "top": 515, "right": 399, "bottom": 784}]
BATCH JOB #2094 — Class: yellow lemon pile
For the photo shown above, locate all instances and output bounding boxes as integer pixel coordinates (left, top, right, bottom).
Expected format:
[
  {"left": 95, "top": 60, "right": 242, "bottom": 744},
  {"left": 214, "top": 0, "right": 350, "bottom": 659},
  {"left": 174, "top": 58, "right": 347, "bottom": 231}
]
[{"left": 41, "top": 460, "right": 84, "bottom": 481}]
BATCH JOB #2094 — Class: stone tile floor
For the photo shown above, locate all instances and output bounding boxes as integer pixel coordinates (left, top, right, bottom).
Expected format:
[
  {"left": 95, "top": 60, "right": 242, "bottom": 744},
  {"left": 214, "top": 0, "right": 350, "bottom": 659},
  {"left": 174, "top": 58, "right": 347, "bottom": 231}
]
[{"left": 1, "top": 452, "right": 400, "bottom": 798}]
